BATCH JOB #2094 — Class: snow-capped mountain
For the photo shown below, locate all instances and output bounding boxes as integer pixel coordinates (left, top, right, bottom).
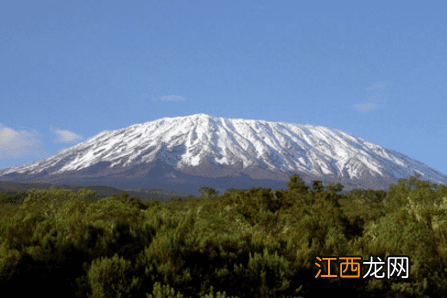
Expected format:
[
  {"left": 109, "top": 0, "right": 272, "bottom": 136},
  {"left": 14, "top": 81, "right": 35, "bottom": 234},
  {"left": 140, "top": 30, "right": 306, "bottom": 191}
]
[{"left": 1, "top": 113, "right": 446, "bottom": 196}]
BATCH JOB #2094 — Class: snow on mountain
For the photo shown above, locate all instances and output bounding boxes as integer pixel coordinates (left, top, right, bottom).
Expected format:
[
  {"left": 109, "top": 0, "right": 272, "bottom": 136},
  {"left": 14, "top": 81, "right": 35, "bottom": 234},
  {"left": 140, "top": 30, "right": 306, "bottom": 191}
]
[{"left": 1, "top": 113, "right": 446, "bottom": 195}]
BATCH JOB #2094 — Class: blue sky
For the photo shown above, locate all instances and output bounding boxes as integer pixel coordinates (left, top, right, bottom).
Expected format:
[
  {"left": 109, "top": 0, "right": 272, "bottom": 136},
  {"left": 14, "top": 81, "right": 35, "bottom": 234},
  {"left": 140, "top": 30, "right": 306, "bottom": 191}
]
[{"left": 1, "top": 1, "right": 446, "bottom": 183}]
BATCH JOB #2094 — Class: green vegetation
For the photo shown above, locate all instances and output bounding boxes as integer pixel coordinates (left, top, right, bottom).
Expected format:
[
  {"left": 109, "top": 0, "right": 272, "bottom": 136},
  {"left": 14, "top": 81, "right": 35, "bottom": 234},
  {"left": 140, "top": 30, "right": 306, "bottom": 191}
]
[{"left": 0, "top": 173, "right": 447, "bottom": 297}]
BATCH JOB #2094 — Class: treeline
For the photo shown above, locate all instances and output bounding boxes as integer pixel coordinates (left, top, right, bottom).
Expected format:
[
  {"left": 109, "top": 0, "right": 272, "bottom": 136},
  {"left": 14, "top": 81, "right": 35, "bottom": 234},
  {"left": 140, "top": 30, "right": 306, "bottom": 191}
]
[{"left": 0, "top": 174, "right": 447, "bottom": 297}]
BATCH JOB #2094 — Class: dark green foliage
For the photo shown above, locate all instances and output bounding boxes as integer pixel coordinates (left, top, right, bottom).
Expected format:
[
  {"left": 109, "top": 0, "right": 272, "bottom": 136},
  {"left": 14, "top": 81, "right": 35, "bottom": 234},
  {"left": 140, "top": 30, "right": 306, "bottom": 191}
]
[
  {"left": 0, "top": 174, "right": 447, "bottom": 297},
  {"left": 286, "top": 173, "right": 311, "bottom": 193},
  {"left": 0, "top": 189, "right": 28, "bottom": 204},
  {"left": 170, "top": 196, "right": 182, "bottom": 203},
  {"left": 199, "top": 186, "right": 220, "bottom": 198},
  {"left": 126, "top": 196, "right": 150, "bottom": 211},
  {"left": 311, "top": 180, "right": 325, "bottom": 193}
]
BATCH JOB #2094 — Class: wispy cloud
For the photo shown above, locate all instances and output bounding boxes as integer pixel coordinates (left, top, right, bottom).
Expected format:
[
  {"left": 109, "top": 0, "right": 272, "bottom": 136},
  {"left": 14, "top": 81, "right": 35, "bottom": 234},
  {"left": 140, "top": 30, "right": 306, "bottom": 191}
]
[
  {"left": 152, "top": 95, "right": 186, "bottom": 102},
  {"left": 353, "top": 81, "right": 391, "bottom": 112},
  {"left": 0, "top": 124, "right": 44, "bottom": 159},
  {"left": 50, "top": 125, "right": 84, "bottom": 143},
  {"left": 0, "top": 123, "right": 83, "bottom": 160}
]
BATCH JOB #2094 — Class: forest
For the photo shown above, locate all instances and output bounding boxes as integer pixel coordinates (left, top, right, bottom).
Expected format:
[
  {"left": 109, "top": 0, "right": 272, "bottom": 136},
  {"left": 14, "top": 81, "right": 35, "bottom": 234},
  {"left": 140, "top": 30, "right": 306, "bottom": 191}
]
[{"left": 0, "top": 173, "right": 446, "bottom": 298}]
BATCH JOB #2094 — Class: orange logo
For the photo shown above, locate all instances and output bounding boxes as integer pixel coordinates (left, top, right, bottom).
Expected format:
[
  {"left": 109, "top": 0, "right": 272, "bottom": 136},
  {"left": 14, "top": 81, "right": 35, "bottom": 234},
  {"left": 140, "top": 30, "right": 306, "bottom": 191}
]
[{"left": 315, "top": 255, "right": 410, "bottom": 279}]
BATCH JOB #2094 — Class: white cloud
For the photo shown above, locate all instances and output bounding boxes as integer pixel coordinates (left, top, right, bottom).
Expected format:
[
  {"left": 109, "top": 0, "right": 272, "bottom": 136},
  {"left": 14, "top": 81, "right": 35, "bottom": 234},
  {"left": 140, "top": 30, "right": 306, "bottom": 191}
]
[
  {"left": 50, "top": 125, "right": 84, "bottom": 143},
  {"left": 0, "top": 124, "right": 45, "bottom": 159},
  {"left": 0, "top": 123, "right": 84, "bottom": 160},
  {"left": 152, "top": 95, "right": 186, "bottom": 102}
]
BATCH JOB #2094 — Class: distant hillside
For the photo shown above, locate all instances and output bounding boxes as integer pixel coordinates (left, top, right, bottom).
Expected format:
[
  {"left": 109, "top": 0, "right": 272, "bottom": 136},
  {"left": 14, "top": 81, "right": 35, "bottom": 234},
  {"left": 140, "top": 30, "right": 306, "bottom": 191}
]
[{"left": 0, "top": 180, "right": 199, "bottom": 204}]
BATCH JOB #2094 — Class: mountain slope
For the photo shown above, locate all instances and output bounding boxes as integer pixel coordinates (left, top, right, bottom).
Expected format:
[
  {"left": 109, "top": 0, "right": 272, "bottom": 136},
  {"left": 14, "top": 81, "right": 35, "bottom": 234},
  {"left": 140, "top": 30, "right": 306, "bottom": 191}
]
[
  {"left": 0, "top": 180, "right": 196, "bottom": 204},
  {"left": 1, "top": 113, "right": 445, "bottom": 196}
]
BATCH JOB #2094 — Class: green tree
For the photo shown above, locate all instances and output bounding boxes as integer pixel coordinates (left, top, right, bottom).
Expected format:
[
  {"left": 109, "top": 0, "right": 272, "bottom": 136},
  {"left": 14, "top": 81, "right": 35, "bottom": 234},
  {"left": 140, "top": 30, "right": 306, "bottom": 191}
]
[
  {"left": 198, "top": 187, "right": 219, "bottom": 198},
  {"left": 287, "top": 174, "right": 311, "bottom": 194},
  {"left": 311, "top": 180, "right": 325, "bottom": 193}
]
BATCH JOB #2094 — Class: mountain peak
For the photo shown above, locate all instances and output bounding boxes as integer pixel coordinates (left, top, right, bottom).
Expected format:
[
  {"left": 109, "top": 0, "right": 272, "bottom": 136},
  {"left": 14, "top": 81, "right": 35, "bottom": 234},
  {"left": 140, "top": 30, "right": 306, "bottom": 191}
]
[{"left": 0, "top": 114, "right": 445, "bottom": 196}]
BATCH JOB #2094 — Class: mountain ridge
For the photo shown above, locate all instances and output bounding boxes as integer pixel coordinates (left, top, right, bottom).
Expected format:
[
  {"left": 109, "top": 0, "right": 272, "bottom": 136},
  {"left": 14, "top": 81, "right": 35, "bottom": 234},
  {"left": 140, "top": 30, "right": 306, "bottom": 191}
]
[{"left": 0, "top": 113, "right": 445, "bottom": 196}]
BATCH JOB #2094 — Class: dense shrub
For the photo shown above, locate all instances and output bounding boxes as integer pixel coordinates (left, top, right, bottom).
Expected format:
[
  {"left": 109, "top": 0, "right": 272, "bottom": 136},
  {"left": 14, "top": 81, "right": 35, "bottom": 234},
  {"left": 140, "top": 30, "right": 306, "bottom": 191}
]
[{"left": 1, "top": 174, "right": 446, "bottom": 297}]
